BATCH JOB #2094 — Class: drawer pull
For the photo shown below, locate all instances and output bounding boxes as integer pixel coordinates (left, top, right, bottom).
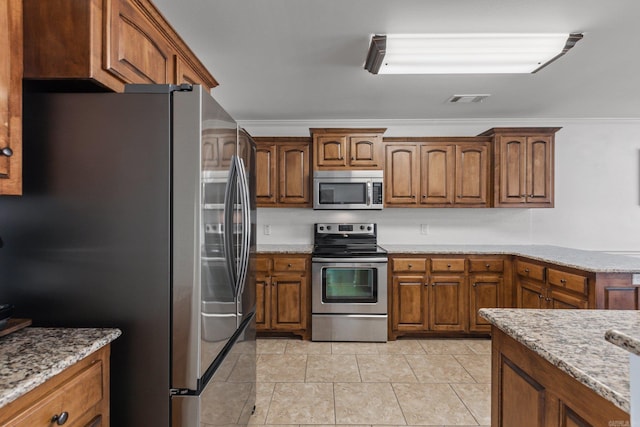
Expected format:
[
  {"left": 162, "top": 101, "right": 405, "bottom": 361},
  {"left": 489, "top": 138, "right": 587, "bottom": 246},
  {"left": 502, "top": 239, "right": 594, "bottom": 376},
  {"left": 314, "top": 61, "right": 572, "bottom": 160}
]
[
  {"left": 485, "top": 264, "right": 490, "bottom": 269},
  {"left": 560, "top": 279, "right": 567, "bottom": 284},
  {"left": 545, "top": 297, "right": 551, "bottom": 301},
  {"left": 52, "top": 412, "right": 69, "bottom": 425},
  {"left": 287, "top": 263, "right": 292, "bottom": 267},
  {"left": 524, "top": 268, "right": 530, "bottom": 273},
  {"left": 472, "top": 283, "right": 477, "bottom": 287},
  {"left": 447, "top": 264, "right": 451, "bottom": 268},
  {"left": 408, "top": 264, "right": 412, "bottom": 268},
  {"left": 1, "top": 147, "right": 13, "bottom": 157},
  {"left": 538, "top": 295, "right": 543, "bottom": 299}
]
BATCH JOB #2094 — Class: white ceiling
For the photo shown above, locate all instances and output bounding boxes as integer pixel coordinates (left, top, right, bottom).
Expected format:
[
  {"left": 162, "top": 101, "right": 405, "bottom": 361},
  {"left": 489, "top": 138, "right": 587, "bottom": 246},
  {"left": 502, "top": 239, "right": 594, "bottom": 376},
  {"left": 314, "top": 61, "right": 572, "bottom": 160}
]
[{"left": 152, "top": 0, "right": 640, "bottom": 121}]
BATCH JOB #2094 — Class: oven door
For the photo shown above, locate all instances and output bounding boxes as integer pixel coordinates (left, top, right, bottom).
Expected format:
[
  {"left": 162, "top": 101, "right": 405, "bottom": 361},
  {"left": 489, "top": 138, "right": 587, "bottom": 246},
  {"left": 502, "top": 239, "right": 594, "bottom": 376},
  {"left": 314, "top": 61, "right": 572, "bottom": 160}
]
[{"left": 312, "top": 258, "right": 388, "bottom": 314}]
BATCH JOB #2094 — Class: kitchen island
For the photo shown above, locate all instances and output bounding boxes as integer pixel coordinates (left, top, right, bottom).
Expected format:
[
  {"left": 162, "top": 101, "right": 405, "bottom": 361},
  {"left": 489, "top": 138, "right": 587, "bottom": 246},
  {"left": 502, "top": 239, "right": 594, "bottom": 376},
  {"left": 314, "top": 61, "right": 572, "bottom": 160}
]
[
  {"left": 0, "top": 327, "right": 121, "bottom": 426},
  {"left": 480, "top": 308, "right": 635, "bottom": 427}
]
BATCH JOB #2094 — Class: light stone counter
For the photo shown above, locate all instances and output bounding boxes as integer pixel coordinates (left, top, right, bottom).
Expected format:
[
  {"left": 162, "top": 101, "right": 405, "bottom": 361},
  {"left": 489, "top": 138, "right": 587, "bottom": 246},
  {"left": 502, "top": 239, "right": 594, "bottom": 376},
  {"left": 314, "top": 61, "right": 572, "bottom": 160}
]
[
  {"left": 606, "top": 328, "right": 640, "bottom": 356},
  {"left": 383, "top": 244, "right": 640, "bottom": 273},
  {"left": 479, "top": 308, "right": 640, "bottom": 412},
  {"left": 0, "top": 327, "right": 122, "bottom": 408},
  {"left": 257, "top": 244, "right": 313, "bottom": 254}
]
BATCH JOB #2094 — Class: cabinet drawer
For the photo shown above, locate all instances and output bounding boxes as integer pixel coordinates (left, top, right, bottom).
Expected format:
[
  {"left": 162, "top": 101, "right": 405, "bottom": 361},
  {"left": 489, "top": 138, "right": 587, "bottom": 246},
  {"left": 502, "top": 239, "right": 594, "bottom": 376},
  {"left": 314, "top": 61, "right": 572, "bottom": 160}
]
[
  {"left": 5, "top": 360, "right": 104, "bottom": 427},
  {"left": 256, "top": 257, "right": 271, "bottom": 273},
  {"left": 469, "top": 259, "right": 504, "bottom": 273},
  {"left": 430, "top": 258, "right": 465, "bottom": 273},
  {"left": 273, "top": 257, "right": 307, "bottom": 272},
  {"left": 515, "top": 260, "right": 545, "bottom": 281},
  {"left": 548, "top": 268, "right": 588, "bottom": 295},
  {"left": 392, "top": 258, "right": 427, "bottom": 273}
]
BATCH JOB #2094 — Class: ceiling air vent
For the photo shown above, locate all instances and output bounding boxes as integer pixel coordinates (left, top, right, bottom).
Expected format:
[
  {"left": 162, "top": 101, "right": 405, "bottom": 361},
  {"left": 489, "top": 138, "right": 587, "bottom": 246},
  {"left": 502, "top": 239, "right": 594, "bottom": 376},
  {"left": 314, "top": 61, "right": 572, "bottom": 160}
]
[{"left": 447, "top": 94, "right": 490, "bottom": 103}]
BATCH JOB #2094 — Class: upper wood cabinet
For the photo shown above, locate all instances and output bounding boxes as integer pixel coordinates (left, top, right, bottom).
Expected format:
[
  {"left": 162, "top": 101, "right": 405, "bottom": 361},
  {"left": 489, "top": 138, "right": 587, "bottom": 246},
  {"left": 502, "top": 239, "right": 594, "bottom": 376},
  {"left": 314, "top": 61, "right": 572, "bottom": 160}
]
[
  {"left": 0, "top": 0, "right": 22, "bottom": 195},
  {"left": 23, "top": 0, "right": 218, "bottom": 92},
  {"left": 311, "top": 128, "right": 385, "bottom": 170},
  {"left": 481, "top": 127, "right": 560, "bottom": 208},
  {"left": 254, "top": 138, "right": 311, "bottom": 207},
  {"left": 384, "top": 138, "right": 491, "bottom": 207}
]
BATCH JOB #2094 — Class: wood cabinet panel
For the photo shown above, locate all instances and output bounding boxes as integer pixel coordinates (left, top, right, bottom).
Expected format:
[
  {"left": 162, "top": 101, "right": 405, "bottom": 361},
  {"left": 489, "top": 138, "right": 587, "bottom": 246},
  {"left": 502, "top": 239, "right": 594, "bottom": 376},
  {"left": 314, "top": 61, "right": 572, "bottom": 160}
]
[
  {"left": 256, "top": 254, "right": 310, "bottom": 338},
  {"left": 391, "top": 275, "right": 429, "bottom": 332},
  {"left": 311, "top": 128, "right": 385, "bottom": 170},
  {"left": 500, "top": 357, "right": 547, "bottom": 427},
  {"left": 385, "top": 144, "right": 419, "bottom": 205},
  {"left": 517, "top": 279, "right": 546, "bottom": 309},
  {"left": 527, "top": 136, "right": 553, "bottom": 204},
  {"left": 254, "top": 138, "right": 311, "bottom": 207},
  {"left": 420, "top": 144, "right": 455, "bottom": 205},
  {"left": 548, "top": 289, "right": 588, "bottom": 309},
  {"left": 23, "top": 0, "right": 217, "bottom": 92},
  {"left": 0, "top": 0, "right": 22, "bottom": 195},
  {"left": 455, "top": 143, "right": 489, "bottom": 205},
  {"left": 430, "top": 275, "right": 467, "bottom": 331},
  {"left": 0, "top": 346, "right": 110, "bottom": 427},
  {"left": 430, "top": 258, "right": 465, "bottom": 273},
  {"left": 469, "top": 275, "right": 502, "bottom": 333},
  {"left": 392, "top": 258, "right": 427, "bottom": 273}
]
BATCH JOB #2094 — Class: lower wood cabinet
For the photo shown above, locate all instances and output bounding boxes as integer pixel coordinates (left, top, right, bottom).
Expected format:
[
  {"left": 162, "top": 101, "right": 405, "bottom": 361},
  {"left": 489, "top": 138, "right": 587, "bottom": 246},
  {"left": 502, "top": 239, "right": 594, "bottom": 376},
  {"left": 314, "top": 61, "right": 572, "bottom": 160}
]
[
  {"left": 515, "top": 257, "right": 639, "bottom": 310},
  {"left": 0, "top": 345, "right": 111, "bottom": 427},
  {"left": 256, "top": 254, "right": 310, "bottom": 339},
  {"left": 491, "top": 328, "right": 629, "bottom": 427},
  {"left": 390, "top": 255, "right": 508, "bottom": 339}
]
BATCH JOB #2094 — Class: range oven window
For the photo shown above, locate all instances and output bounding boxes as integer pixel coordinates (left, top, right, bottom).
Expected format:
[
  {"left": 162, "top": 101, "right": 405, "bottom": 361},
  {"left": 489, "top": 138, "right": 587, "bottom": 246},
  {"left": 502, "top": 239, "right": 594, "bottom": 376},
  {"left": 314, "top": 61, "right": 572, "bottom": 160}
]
[
  {"left": 318, "top": 183, "right": 367, "bottom": 205},
  {"left": 321, "top": 267, "right": 377, "bottom": 303}
]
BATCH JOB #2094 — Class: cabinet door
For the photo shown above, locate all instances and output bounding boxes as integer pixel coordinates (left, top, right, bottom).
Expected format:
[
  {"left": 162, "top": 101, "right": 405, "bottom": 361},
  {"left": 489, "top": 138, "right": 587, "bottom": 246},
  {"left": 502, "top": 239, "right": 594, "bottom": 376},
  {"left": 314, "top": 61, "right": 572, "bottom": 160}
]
[
  {"left": 256, "top": 144, "right": 277, "bottom": 205},
  {"left": 526, "top": 136, "right": 553, "bottom": 205},
  {"left": 255, "top": 274, "right": 271, "bottom": 330},
  {"left": 349, "top": 135, "right": 382, "bottom": 168},
  {"left": 271, "top": 273, "right": 307, "bottom": 330},
  {"left": 455, "top": 143, "right": 489, "bottom": 205},
  {"left": 517, "top": 279, "right": 546, "bottom": 309},
  {"left": 391, "top": 275, "right": 429, "bottom": 332},
  {"left": 469, "top": 275, "right": 502, "bottom": 333},
  {"left": 385, "top": 144, "right": 419, "bottom": 205},
  {"left": 105, "top": 0, "right": 174, "bottom": 85},
  {"left": 0, "top": 0, "right": 22, "bottom": 195},
  {"left": 548, "top": 289, "right": 588, "bottom": 309},
  {"left": 498, "top": 356, "right": 548, "bottom": 427},
  {"left": 497, "top": 136, "right": 527, "bottom": 205},
  {"left": 429, "top": 275, "right": 467, "bottom": 332},
  {"left": 315, "top": 135, "right": 347, "bottom": 168},
  {"left": 278, "top": 143, "right": 311, "bottom": 206},
  {"left": 419, "top": 144, "right": 455, "bottom": 205}
]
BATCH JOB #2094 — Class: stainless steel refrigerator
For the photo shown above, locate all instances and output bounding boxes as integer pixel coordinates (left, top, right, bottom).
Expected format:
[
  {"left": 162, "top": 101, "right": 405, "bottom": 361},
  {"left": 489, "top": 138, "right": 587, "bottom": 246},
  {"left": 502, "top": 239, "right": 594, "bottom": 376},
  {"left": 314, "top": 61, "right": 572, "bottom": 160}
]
[{"left": 0, "top": 84, "right": 256, "bottom": 427}]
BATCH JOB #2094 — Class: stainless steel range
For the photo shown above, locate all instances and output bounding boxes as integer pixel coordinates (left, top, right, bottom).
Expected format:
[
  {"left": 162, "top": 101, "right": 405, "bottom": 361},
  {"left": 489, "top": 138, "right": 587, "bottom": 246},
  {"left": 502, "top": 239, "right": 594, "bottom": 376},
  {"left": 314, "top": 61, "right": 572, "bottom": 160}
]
[{"left": 311, "top": 223, "right": 388, "bottom": 342}]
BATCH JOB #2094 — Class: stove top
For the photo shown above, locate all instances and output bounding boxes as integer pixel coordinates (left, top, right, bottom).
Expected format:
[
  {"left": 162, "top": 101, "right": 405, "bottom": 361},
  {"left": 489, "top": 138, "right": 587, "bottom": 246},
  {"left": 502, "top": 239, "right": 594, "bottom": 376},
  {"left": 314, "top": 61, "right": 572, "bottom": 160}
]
[{"left": 312, "top": 223, "right": 387, "bottom": 258}]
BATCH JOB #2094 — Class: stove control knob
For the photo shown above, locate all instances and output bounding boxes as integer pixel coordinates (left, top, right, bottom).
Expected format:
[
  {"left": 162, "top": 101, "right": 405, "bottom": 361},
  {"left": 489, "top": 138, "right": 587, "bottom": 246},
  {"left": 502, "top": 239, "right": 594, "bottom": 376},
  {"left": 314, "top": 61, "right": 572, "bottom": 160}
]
[
  {"left": 327, "top": 225, "right": 332, "bottom": 230},
  {"left": 367, "top": 226, "right": 372, "bottom": 231},
  {"left": 360, "top": 225, "right": 365, "bottom": 230},
  {"left": 319, "top": 226, "right": 324, "bottom": 231}
]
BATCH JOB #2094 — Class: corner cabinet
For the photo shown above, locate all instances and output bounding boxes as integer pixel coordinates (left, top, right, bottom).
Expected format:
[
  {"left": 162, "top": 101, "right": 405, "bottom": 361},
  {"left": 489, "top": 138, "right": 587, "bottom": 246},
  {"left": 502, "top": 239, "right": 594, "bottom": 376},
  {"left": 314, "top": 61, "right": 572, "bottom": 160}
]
[
  {"left": 254, "top": 138, "right": 311, "bottom": 207},
  {"left": 256, "top": 254, "right": 310, "bottom": 339},
  {"left": 0, "top": 0, "right": 22, "bottom": 195},
  {"left": 481, "top": 127, "right": 560, "bottom": 208},
  {"left": 384, "top": 138, "right": 491, "bottom": 207},
  {"left": 23, "top": 0, "right": 218, "bottom": 92},
  {"left": 311, "top": 128, "right": 386, "bottom": 170}
]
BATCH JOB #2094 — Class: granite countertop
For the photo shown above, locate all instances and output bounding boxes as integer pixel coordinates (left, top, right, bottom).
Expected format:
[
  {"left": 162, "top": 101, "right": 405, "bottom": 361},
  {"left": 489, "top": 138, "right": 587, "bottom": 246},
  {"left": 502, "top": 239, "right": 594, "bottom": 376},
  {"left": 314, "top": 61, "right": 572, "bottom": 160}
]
[
  {"left": 382, "top": 244, "right": 640, "bottom": 273},
  {"left": 606, "top": 328, "right": 640, "bottom": 357},
  {"left": 257, "top": 244, "right": 313, "bottom": 254},
  {"left": 0, "top": 327, "right": 122, "bottom": 408},
  {"left": 479, "top": 308, "right": 640, "bottom": 413}
]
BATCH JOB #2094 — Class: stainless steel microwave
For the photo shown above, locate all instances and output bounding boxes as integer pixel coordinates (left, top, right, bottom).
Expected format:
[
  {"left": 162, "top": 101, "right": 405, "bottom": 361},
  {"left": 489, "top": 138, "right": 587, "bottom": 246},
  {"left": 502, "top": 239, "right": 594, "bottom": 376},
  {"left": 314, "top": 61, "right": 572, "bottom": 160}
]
[{"left": 313, "top": 170, "right": 383, "bottom": 210}]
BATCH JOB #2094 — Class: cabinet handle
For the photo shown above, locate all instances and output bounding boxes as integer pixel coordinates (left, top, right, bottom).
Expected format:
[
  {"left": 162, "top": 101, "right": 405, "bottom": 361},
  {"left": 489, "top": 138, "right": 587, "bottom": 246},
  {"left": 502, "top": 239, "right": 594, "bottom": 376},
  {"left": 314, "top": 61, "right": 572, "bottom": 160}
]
[
  {"left": 1, "top": 147, "right": 12, "bottom": 157},
  {"left": 351, "top": 156, "right": 355, "bottom": 160},
  {"left": 287, "top": 263, "right": 292, "bottom": 268},
  {"left": 411, "top": 195, "right": 416, "bottom": 198},
  {"left": 447, "top": 264, "right": 451, "bottom": 268},
  {"left": 422, "top": 195, "right": 426, "bottom": 198},
  {"left": 485, "top": 263, "right": 491, "bottom": 269},
  {"left": 530, "top": 194, "right": 534, "bottom": 198},
  {"left": 272, "top": 281, "right": 277, "bottom": 286},
  {"left": 524, "top": 268, "right": 530, "bottom": 273},
  {"left": 472, "top": 283, "right": 477, "bottom": 287},
  {"left": 408, "top": 264, "right": 412, "bottom": 269},
  {"left": 560, "top": 279, "right": 567, "bottom": 284},
  {"left": 51, "top": 412, "right": 69, "bottom": 425},
  {"left": 545, "top": 297, "right": 551, "bottom": 301},
  {"left": 538, "top": 295, "right": 543, "bottom": 299}
]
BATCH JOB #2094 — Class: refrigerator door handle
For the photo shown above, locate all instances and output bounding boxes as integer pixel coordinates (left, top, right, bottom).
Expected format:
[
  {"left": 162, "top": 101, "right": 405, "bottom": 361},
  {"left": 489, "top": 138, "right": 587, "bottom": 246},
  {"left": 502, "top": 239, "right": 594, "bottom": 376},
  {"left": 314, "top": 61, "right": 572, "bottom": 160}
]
[
  {"left": 223, "top": 156, "right": 238, "bottom": 288},
  {"left": 235, "top": 156, "right": 251, "bottom": 299}
]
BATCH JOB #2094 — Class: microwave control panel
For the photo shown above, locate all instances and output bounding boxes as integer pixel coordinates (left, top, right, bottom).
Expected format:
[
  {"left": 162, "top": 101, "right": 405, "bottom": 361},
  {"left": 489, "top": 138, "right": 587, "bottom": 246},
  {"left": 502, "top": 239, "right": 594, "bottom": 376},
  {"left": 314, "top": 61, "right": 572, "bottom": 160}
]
[{"left": 372, "top": 182, "right": 383, "bottom": 205}]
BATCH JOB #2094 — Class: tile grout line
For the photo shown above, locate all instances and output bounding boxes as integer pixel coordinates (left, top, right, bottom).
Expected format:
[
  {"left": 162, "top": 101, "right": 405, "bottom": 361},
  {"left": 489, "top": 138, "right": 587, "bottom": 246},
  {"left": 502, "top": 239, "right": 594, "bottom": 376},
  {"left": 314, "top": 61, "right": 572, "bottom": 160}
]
[{"left": 449, "top": 382, "right": 482, "bottom": 426}]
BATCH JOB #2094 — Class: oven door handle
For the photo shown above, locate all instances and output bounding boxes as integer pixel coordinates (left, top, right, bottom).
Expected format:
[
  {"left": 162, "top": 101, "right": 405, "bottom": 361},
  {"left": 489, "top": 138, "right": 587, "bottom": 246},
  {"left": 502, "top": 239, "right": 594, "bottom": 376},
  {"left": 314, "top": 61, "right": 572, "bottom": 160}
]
[{"left": 312, "top": 257, "right": 388, "bottom": 263}]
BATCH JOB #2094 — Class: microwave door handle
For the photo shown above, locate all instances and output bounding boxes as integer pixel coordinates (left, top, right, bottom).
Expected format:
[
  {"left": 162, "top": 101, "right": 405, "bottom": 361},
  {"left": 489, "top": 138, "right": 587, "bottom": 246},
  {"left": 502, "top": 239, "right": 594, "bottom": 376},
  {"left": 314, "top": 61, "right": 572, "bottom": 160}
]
[{"left": 367, "top": 181, "right": 372, "bottom": 206}]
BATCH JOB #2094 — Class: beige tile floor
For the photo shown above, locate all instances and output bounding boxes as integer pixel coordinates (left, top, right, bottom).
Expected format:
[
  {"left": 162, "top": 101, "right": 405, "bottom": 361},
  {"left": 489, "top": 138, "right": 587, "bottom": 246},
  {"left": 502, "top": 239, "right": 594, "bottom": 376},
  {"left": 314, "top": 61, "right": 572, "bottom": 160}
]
[{"left": 250, "top": 338, "right": 491, "bottom": 427}]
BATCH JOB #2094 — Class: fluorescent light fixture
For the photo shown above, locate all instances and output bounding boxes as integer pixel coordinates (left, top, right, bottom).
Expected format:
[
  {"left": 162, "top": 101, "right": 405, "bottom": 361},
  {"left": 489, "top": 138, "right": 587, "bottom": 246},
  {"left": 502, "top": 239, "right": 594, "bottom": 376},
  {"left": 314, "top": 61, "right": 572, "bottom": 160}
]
[{"left": 364, "top": 33, "right": 583, "bottom": 74}]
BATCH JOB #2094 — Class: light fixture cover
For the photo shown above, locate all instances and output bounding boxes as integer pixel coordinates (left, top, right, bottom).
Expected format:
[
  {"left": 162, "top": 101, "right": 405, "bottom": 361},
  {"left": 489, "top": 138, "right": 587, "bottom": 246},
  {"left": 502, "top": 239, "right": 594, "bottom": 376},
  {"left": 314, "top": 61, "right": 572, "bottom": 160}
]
[{"left": 364, "top": 33, "right": 583, "bottom": 74}]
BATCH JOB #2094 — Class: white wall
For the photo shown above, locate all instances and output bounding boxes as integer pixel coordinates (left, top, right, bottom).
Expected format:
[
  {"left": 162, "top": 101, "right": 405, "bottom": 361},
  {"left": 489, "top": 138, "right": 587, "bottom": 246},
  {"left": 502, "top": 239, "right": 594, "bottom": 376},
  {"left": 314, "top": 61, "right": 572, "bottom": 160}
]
[{"left": 241, "top": 118, "right": 640, "bottom": 251}]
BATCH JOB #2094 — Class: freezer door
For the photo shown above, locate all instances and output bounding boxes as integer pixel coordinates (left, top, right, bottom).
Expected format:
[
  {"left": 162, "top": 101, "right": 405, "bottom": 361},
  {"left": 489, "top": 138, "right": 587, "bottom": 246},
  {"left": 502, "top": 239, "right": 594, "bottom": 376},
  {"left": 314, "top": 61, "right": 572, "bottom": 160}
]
[{"left": 171, "top": 313, "right": 256, "bottom": 427}]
